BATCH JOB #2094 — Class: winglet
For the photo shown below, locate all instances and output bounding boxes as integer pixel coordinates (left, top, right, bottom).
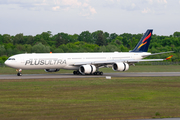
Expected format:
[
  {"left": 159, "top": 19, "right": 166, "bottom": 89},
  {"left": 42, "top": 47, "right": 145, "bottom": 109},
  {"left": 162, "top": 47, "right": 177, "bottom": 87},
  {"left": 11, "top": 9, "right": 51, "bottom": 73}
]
[{"left": 166, "top": 55, "right": 173, "bottom": 60}]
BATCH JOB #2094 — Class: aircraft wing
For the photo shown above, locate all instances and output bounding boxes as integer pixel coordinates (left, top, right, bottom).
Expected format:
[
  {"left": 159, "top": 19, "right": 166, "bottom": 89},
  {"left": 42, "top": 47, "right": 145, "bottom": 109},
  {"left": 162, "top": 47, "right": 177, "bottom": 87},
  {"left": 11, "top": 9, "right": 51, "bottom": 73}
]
[
  {"left": 73, "top": 60, "right": 114, "bottom": 66},
  {"left": 73, "top": 55, "right": 173, "bottom": 66}
]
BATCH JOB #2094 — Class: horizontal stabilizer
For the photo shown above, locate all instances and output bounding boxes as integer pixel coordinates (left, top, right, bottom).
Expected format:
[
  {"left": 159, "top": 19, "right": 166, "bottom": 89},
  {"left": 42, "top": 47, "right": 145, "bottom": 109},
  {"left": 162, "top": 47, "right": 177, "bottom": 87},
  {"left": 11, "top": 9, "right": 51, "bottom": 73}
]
[{"left": 142, "top": 51, "right": 174, "bottom": 57}]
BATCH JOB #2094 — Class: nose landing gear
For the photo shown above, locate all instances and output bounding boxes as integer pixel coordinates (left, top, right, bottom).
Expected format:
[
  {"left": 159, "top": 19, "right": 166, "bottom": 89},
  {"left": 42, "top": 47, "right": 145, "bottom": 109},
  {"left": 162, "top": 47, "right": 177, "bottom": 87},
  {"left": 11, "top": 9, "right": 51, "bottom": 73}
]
[{"left": 16, "top": 69, "right": 22, "bottom": 76}]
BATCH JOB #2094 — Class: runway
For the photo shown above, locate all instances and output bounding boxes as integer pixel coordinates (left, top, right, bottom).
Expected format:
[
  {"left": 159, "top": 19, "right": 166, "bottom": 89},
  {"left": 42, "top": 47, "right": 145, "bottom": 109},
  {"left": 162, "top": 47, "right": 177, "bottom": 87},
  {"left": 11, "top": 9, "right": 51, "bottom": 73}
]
[
  {"left": 139, "top": 118, "right": 180, "bottom": 120},
  {"left": 0, "top": 72, "right": 180, "bottom": 79}
]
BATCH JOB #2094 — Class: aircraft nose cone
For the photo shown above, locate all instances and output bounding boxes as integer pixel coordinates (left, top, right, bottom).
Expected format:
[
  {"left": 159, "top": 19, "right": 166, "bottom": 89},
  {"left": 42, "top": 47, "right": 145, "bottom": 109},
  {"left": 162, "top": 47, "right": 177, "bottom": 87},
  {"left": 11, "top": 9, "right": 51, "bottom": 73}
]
[{"left": 4, "top": 60, "right": 10, "bottom": 66}]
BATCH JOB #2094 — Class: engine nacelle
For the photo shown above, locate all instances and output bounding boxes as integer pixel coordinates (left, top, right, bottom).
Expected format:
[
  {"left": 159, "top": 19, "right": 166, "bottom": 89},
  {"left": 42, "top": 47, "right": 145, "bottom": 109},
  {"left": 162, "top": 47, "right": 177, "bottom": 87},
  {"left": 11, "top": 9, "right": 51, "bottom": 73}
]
[
  {"left": 112, "top": 62, "right": 129, "bottom": 72},
  {"left": 79, "top": 65, "right": 96, "bottom": 74},
  {"left": 44, "top": 69, "right": 60, "bottom": 72}
]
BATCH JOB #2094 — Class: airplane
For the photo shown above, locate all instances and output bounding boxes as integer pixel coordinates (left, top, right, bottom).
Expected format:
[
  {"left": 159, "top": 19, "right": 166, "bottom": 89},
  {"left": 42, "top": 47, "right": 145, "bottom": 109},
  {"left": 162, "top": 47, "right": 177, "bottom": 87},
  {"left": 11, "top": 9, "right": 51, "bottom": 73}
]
[{"left": 4, "top": 29, "right": 173, "bottom": 76}]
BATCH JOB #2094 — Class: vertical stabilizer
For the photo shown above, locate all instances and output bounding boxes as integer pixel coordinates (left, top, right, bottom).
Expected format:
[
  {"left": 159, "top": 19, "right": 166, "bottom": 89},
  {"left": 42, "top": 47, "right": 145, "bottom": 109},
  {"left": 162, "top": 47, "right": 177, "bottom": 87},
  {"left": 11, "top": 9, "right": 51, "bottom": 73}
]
[{"left": 131, "top": 29, "right": 153, "bottom": 52}]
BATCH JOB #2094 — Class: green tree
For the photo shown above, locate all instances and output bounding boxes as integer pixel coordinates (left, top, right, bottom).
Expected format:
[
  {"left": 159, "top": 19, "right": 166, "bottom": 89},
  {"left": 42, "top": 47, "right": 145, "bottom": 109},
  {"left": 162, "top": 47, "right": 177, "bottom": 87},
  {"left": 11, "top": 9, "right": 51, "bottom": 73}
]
[
  {"left": 66, "top": 43, "right": 79, "bottom": 52},
  {"left": 41, "top": 31, "right": 53, "bottom": 45},
  {"left": 24, "top": 44, "right": 32, "bottom": 53},
  {"left": 133, "top": 33, "right": 143, "bottom": 40},
  {"left": 104, "top": 32, "right": 110, "bottom": 43},
  {"left": 106, "top": 44, "right": 118, "bottom": 52},
  {"left": 0, "top": 45, "right": 6, "bottom": 56},
  {"left": 119, "top": 44, "right": 129, "bottom": 52},
  {"left": 78, "top": 31, "right": 93, "bottom": 43},
  {"left": 34, "top": 34, "right": 41, "bottom": 44},
  {"left": 13, "top": 33, "right": 24, "bottom": 45},
  {"left": 0, "top": 57, "right": 4, "bottom": 64},
  {"left": 41, "top": 31, "right": 51, "bottom": 41},
  {"left": 32, "top": 43, "right": 50, "bottom": 53},
  {"left": 54, "top": 48, "right": 64, "bottom": 53},
  {"left": 173, "top": 32, "right": 180, "bottom": 37},
  {"left": 99, "top": 46, "right": 106, "bottom": 52},
  {"left": 59, "top": 33, "right": 71, "bottom": 43},
  {"left": 15, "top": 44, "right": 26, "bottom": 52},
  {"left": 55, "top": 33, "right": 66, "bottom": 47},
  {"left": 1, "top": 55, "right": 8, "bottom": 61},
  {"left": 122, "top": 37, "right": 128, "bottom": 47},
  {"left": 120, "top": 33, "right": 133, "bottom": 48},
  {"left": 69, "top": 34, "right": 79, "bottom": 43},
  {"left": 4, "top": 43, "right": 14, "bottom": 50},
  {"left": 2, "top": 34, "right": 11, "bottom": 43},
  {"left": 171, "top": 37, "right": 180, "bottom": 47},
  {"left": 0, "top": 34, "right": 3, "bottom": 44},
  {"left": 25, "top": 35, "right": 34, "bottom": 45},
  {"left": 58, "top": 44, "right": 69, "bottom": 53},
  {"left": 109, "top": 33, "right": 118, "bottom": 43},
  {"left": 96, "top": 31, "right": 106, "bottom": 46},
  {"left": 131, "top": 37, "right": 138, "bottom": 49},
  {"left": 110, "top": 36, "right": 123, "bottom": 46},
  {"left": 161, "top": 37, "right": 172, "bottom": 46},
  {"left": 34, "top": 35, "right": 47, "bottom": 45},
  {"left": 12, "top": 48, "right": 21, "bottom": 55},
  {"left": 6, "top": 48, "right": 13, "bottom": 56}
]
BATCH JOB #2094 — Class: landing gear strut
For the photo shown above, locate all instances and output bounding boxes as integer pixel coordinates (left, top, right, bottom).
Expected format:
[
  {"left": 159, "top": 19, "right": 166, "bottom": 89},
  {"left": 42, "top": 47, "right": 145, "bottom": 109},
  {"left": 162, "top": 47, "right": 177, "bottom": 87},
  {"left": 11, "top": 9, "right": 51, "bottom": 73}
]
[{"left": 16, "top": 69, "right": 22, "bottom": 76}]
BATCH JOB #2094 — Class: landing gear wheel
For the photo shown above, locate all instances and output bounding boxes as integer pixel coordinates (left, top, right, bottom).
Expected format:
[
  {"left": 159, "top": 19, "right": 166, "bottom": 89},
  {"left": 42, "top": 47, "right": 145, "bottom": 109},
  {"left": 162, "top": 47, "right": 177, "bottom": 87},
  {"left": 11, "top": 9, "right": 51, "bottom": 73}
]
[
  {"left": 16, "top": 69, "right": 22, "bottom": 76},
  {"left": 99, "top": 72, "right": 103, "bottom": 75},
  {"left": 77, "top": 71, "right": 80, "bottom": 75},
  {"left": 73, "top": 71, "right": 77, "bottom": 75},
  {"left": 93, "top": 71, "right": 103, "bottom": 75},
  {"left": 73, "top": 70, "right": 82, "bottom": 75},
  {"left": 17, "top": 73, "right": 22, "bottom": 76}
]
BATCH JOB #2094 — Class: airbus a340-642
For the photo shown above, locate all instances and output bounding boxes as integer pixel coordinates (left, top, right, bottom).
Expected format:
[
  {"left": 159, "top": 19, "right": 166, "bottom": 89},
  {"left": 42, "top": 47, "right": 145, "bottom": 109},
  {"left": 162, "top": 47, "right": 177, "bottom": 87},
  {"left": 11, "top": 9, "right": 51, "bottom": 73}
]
[{"left": 5, "top": 29, "right": 173, "bottom": 76}]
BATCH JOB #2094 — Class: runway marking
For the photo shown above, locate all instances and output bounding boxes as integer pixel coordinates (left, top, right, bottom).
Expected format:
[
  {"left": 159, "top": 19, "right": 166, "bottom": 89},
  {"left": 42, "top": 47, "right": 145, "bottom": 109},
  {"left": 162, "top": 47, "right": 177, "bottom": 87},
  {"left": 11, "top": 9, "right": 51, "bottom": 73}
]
[{"left": 0, "top": 72, "right": 180, "bottom": 80}]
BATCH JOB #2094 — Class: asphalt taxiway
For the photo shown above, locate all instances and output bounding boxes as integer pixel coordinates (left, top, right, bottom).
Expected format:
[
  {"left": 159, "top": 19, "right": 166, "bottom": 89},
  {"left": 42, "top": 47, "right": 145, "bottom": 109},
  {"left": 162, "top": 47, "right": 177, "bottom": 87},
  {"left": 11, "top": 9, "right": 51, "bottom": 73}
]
[{"left": 0, "top": 72, "right": 180, "bottom": 80}]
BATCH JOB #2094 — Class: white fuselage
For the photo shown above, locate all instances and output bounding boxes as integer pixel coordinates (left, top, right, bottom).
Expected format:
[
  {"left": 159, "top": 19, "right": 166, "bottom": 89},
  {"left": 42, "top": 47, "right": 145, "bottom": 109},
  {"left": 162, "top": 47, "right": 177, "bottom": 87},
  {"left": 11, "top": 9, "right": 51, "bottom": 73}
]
[{"left": 5, "top": 52, "right": 151, "bottom": 70}]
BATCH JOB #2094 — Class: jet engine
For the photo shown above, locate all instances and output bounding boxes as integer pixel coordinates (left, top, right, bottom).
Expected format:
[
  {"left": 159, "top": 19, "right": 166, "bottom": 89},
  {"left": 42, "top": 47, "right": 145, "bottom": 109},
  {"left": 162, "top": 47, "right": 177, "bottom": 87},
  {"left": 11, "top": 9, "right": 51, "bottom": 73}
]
[
  {"left": 79, "top": 65, "right": 96, "bottom": 74},
  {"left": 44, "top": 69, "right": 60, "bottom": 72},
  {"left": 112, "top": 62, "right": 129, "bottom": 71}
]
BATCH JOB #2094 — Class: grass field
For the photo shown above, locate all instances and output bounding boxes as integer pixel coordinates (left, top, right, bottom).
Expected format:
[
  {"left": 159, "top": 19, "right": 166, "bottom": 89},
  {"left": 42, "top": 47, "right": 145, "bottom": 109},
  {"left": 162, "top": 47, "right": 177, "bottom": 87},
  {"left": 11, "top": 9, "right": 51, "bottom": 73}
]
[
  {"left": 0, "top": 77, "right": 180, "bottom": 119},
  {"left": 0, "top": 65, "right": 180, "bottom": 75}
]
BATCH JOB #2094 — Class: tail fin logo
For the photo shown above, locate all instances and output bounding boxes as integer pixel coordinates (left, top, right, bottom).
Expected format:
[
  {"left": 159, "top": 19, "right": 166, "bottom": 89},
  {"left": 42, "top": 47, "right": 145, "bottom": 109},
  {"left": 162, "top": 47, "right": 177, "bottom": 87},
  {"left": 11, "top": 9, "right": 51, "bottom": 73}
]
[
  {"left": 166, "top": 55, "right": 173, "bottom": 60},
  {"left": 138, "top": 32, "right": 152, "bottom": 49}
]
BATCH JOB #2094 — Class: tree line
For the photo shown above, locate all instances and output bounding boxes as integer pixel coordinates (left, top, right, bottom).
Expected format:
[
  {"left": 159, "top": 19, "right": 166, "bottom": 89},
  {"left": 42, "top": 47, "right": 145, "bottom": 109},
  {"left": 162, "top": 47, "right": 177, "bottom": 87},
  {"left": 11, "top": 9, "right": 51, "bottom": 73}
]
[{"left": 0, "top": 30, "right": 180, "bottom": 63}]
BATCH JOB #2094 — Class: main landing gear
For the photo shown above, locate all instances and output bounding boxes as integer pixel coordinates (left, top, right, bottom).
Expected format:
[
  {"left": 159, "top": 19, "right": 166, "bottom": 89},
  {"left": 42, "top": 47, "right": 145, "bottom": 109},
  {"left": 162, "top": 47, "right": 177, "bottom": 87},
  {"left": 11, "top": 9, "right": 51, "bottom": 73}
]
[
  {"left": 16, "top": 69, "right": 22, "bottom": 76},
  {"left": 93, "top": 71, "right": 103, "bottom": 75},
  {"left": 73, "top": 70, "right": 81, "bottom": 75},
  {"left": 73, "top": 70, "right": 103, "bottom": 75}
]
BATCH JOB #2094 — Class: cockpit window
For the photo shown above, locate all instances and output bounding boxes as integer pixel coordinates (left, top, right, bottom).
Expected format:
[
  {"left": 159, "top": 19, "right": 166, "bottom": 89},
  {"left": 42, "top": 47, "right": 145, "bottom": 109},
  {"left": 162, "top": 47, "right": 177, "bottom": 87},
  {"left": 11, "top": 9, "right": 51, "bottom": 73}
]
[{"left": 8, "top": 58, "right": 15, "bottom": 60}]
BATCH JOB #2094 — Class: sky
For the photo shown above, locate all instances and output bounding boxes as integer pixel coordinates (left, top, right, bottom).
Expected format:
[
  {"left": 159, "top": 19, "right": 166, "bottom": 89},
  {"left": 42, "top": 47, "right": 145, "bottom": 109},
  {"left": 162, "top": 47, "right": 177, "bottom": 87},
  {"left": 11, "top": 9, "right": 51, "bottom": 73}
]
[{"left": 0, "top": 0, "right": 180, "bottom": 36}]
